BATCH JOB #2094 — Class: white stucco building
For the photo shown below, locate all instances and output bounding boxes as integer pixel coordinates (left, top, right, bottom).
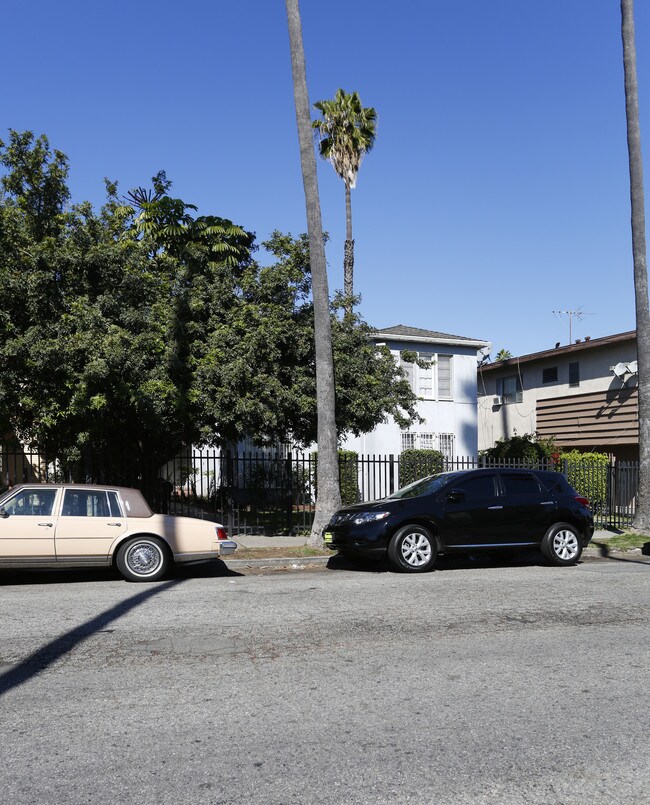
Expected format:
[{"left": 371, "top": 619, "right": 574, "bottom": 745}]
[{"left": 343, "top": 325, "right": 490, "bottom": 459}]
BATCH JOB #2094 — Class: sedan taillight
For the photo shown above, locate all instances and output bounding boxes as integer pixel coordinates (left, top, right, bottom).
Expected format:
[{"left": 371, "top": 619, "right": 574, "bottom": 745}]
[
  {"left": 216, "top": 526, "right": 229, "bottom": 540},
  {"left": 575, "top": 495, "right": 589, "bottom": 507}
]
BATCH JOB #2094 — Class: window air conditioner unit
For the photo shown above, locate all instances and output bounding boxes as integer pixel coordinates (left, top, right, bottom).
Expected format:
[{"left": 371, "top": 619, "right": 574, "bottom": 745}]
[{"left": 493, "top": 395, "right": 503, "bottom": 406}]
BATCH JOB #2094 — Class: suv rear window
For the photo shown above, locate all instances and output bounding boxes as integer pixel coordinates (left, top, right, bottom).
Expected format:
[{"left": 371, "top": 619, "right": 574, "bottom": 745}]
[
  {"left": 500, "top": 474, "right": 541, "bottom": 496},
  {"left": 535, "top": 473, "right": 573, "bottom": 494}
]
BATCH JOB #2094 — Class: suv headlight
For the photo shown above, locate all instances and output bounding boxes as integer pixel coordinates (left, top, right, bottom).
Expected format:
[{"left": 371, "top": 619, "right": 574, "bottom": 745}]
[{"left": 353, "top": 511, "right": 390, "bottom": 525}]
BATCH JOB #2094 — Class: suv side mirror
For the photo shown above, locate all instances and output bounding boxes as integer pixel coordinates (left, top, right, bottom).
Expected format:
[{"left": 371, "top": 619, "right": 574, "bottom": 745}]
[{"left": 446, "top": 489, "right": 465, "bottom": 503}]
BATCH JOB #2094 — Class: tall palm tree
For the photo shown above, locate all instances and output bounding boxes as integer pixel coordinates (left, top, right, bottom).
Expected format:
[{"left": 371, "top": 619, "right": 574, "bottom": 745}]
[
  {"left": 285, "top": 0, "right": 341, "bottom": 543},
  {"left": 621, "top": 0, "right": 650, "bottom": 530},
  {"left": 313, "top": 89, "right": 377, "bottom": 306}
]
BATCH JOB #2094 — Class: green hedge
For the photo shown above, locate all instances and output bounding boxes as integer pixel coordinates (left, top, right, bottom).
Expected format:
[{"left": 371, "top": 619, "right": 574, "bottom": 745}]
[
  {"left": 561, "top": 450, "right": 609, "bottom": 510},
  {"left": 398, "top": 449, "right": 445, "bottom": 488},
  {"left": 311, "top": 450, "right": 360, "bottom": 506}
]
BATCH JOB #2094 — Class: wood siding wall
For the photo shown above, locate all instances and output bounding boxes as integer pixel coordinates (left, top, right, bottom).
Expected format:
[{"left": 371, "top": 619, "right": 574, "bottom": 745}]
[{"left": 536, "top": 387, "right": 638, "bottom": 448}]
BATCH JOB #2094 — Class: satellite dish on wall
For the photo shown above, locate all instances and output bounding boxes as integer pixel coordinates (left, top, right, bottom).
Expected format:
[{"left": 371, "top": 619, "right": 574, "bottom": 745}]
[{"left": 611, "top": 362, "right": 628, "bottom": 379}]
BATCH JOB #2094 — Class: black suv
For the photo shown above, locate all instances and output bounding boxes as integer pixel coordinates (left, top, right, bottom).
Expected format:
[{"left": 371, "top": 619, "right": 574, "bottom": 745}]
[{"left": 323, "top": 468, "right": 594, "bottom": 572}]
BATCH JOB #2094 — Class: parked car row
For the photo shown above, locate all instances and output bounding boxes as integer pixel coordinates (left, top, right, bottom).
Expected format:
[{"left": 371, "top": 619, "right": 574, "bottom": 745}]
[{"left": 0, "top": 469, "right": 594, "bottom": 581}]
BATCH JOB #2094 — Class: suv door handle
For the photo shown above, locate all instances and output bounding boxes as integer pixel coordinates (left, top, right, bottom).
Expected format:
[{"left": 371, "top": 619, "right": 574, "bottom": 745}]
[
  {"left": 540, "top": 501, "right": 555, "bottom": 505},
  {"left": 488, "top": 505, "right": 503, "bottom": 510}
]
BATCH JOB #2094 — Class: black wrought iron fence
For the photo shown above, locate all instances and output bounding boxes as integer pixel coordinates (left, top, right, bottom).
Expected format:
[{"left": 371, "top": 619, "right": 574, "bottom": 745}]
[{"left": 0, "top": 445, "right": 639, "bottom": 533}]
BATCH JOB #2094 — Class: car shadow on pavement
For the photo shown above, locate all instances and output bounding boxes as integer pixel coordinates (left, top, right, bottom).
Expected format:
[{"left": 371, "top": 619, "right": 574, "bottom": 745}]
[
  {"left": 327, "top": 550, "right": 556, "bottom": 574},
  {"left": 0, "top": 560, "right": 243, "bottom": 586}
]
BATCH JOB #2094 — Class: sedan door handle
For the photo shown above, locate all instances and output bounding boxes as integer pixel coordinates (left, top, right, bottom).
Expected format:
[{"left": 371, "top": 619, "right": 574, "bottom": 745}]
[
  {"left": 107, "top": 522, "right": 123, "bottom": 527},
  {"left": 38, "top": 522, "right": 53, "bottom": 527},
  {"left": 487, "top": 506, "right": 503, "bottom": 510}
]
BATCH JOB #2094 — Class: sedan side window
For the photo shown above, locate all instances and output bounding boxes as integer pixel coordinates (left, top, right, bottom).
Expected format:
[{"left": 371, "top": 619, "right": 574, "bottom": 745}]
[
  {"left": 62, "top": 490, "right": 111, "bottom": 517},
  {"left": 3, "top": 489, "right": 57, "bottom": 516},
  {"left": 501, "top": 474, "right": 542, "bottom": 496},
  {"left": 107, "top": 492, "right": 123, "bottom": 517}
]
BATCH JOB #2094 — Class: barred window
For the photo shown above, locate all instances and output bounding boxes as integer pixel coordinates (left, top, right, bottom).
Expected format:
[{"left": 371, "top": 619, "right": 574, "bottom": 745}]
[
  {"left": 438, "top": 433, "right": 455, "bottom": 461},
  {"left": 401, "top": 432, "right": 416, "bottom": 452},
  {"left": 419, "top": 432, "right": 436, "bottom": 450}
]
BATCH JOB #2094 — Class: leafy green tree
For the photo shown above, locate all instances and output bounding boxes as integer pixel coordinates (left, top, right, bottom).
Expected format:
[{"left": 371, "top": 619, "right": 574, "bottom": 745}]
[
  {"left": 0, "top": 132, "right": 421, "bottom": 510},
  {"left": 313, "top": 89, "right": 377, "bottom": 306},
  {"left": 190, "top": 231, "right": 421, "bottom": 446},
  {"left": 285, "top": 0, "right": 341, "bottom": 544},
  {"left": 621, "top": 0, "right": 650, "bottom": 530}
]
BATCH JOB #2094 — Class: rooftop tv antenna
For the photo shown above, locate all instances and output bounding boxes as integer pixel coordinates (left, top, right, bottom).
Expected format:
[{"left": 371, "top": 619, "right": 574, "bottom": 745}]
[{"left": 553, "top": 308, "right": 592, "bottom": 344}]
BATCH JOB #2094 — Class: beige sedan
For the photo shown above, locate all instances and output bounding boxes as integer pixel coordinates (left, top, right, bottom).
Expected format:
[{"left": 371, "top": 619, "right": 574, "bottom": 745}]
[{"left": 0, "top": 483, "right": 237, "bottom": 582}]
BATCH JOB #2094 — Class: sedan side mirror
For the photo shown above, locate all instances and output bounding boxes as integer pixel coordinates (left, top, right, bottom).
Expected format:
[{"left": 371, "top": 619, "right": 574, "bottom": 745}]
[
  {"left": 0, "top": 507, "right": 7, "bottom": 518},
  {"left": 446, "top": 489, "right": 466, "bottom": 503}
]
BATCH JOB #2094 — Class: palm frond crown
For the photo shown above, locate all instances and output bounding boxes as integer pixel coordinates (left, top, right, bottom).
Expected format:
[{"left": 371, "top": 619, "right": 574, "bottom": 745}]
[{"left": 312, "top": 89, "right": 377, "bottom": 189}]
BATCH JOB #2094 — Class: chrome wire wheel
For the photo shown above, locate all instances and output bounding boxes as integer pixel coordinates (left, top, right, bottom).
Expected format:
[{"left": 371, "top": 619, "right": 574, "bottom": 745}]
[
  {"left": 126, "top": 541, "right": 163, "bottom": 575},
  {"left": 116, "top": 537, "right": 169, "bottom": 581},
  {"left": 552, "top": 529, "right": 579, "bottom": 562}
]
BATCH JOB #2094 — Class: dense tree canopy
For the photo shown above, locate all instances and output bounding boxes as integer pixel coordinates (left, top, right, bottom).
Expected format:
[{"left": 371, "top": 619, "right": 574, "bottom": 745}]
[{"left": 0, "top": 130, "right": 419, "bottom": 478}]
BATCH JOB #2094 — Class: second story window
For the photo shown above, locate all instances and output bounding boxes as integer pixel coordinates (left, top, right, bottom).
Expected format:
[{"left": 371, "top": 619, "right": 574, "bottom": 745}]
[
  {"left": 400, "top": 352, "right": 453, "bottom": 399},
  {"left": 542, "top": 366, "right": 558, "bottom": 383},
  {"left": 437, "top": 355, "right": 452, "bottom": 398},
  {"left": 569, "top": 362, "right": 580, "bottom": 387}
]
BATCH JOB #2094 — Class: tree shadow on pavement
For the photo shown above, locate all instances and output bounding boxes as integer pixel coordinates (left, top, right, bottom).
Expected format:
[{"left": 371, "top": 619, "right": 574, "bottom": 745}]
[{"left": 0, "top": 579, "right": 185, "bottom": 697}]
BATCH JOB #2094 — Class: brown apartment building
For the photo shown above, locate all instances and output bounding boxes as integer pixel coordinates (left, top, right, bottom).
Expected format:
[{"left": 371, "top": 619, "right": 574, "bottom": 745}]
[{"left": 477, "top": 331, "right": 638, "bottom": 461}]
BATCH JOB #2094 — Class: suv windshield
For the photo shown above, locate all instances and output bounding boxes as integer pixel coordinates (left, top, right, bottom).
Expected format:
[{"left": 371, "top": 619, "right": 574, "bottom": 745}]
[{"left": 388, "top": 472, "right": 459, "bottom": 500}]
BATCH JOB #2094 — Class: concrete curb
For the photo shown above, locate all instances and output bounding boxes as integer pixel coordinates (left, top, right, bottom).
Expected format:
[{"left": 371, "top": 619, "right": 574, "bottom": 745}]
[
  {"left": 225, "top": 555, "right": 332, "bottom": 569},
  {"left": 223, "top": 545, "right": 648, "bottom": 570}
]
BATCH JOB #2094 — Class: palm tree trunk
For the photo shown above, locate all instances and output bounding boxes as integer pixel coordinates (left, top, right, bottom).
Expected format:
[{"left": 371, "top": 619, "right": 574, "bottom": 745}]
[
  {"left": 344, "top": 181, "right": 354, "bottom": 303},
  {"left": 621, "top": 0, "right": 650, "bottom": 530},
  {"left": 285, "top": 0, "right": 341, "bottom": 544}
]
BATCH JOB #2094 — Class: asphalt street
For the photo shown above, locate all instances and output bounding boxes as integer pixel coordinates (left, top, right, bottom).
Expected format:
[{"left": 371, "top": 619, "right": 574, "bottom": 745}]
[{"left": 0, "top": 554, "right": 648, "bottom": 805}]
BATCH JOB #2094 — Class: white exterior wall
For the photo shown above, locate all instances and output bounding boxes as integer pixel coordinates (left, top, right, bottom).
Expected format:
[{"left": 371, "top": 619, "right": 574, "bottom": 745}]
[{"left": 478, "top": 339, "right": 638, "bottom": 450}]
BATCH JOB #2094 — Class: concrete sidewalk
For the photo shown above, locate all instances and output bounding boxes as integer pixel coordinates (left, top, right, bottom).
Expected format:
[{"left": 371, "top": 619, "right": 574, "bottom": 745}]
[{"left": 234, "top": 534, "right": 310, "bottom": 548}]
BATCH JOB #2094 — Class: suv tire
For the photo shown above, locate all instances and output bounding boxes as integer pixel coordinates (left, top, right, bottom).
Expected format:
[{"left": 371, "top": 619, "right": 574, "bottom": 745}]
[
  {"left": 388, "top": 525, "right": 437, "bottom": 573},
  {"left": 541, "top": 522, "right": 582, "bottom": 566}
]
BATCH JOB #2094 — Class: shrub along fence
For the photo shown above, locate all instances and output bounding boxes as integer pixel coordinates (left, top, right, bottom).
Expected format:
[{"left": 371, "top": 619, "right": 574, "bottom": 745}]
[{"left": 0, "top": 445, "right": 639, "bottom": 534}]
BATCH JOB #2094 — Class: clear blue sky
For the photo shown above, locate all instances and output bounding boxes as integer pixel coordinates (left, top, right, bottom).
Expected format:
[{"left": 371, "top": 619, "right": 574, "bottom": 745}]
[{"left": 4, "top": 1, "right": 649, "bottom": 358}]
